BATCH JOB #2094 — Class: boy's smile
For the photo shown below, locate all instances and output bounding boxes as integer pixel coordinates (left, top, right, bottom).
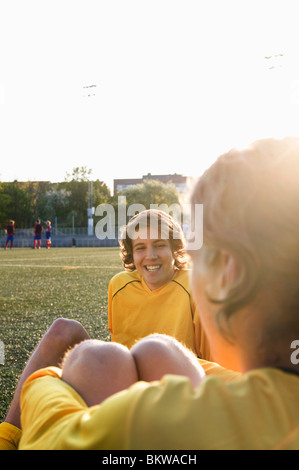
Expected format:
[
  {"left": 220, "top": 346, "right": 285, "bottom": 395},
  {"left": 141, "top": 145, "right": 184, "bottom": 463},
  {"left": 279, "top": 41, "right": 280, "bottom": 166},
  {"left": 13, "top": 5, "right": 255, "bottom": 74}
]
[{"left": 144, "top": 265, "right": 161, "bottom": 271}]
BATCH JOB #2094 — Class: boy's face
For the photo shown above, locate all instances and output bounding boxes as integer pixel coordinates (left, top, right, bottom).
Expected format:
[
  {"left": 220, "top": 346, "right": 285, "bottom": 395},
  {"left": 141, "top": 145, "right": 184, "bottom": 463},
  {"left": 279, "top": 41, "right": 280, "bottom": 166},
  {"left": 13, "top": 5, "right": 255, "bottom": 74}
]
[{"left": 132, "top": 227, "right": 175, "bottom": 290}]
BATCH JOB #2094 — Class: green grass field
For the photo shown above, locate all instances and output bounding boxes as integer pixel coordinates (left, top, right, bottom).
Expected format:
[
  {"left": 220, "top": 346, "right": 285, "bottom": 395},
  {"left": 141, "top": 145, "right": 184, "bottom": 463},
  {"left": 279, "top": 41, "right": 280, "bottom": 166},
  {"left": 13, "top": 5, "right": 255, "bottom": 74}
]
[{"left": 0, "top": 246, "right": 123, "bottom": 422}]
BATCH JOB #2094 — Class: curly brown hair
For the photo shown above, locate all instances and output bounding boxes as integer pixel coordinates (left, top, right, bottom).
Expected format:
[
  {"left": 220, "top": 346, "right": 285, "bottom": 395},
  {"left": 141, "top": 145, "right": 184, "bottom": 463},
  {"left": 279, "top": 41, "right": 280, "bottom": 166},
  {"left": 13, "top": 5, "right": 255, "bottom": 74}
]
[{"left": 119, "top": 209, "right": 188, "bottom": 271}]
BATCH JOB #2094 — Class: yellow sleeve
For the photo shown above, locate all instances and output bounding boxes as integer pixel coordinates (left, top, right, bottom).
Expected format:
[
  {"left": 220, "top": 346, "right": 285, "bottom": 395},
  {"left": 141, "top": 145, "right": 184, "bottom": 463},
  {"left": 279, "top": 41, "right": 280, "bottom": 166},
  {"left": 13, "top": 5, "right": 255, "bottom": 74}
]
[
  {"left": 0, "top": 422, "right": 22, "bottom": 450},
  {"left": 107, "top": 279, "right": 113, "bottom": 335},
  {"left": 107, "top": 271, "right": 131, "bottom": 338},
  {"left": 198, "top": 358, "right": 241, "bottom": 382},
  {"left": 192, "top": 301, "right": 213, "bottom": 362},
  {"left": 19, "top": 366, "right": 149, "bottom": 450}
]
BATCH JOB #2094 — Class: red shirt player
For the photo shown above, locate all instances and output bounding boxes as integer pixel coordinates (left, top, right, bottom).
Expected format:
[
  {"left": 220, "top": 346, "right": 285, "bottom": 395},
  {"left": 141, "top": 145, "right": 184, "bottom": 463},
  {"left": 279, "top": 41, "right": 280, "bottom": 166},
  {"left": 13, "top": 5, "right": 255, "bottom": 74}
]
[
  {"left": 45, "top": 220, "right": 52, "bottom": 249},
  {"left": 33, "top": 219, "right": 43, "bottom": 249},
  {"left": 5, "top": 220, "right": 15, "bottom": 249}
]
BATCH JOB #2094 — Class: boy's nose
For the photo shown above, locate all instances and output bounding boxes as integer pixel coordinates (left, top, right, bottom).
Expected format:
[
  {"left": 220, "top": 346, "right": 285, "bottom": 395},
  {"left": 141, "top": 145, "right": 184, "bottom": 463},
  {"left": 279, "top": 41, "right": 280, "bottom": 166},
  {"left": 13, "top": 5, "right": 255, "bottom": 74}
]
[{"left": 145, "top": 246, "right": 157, "bottom": 259}]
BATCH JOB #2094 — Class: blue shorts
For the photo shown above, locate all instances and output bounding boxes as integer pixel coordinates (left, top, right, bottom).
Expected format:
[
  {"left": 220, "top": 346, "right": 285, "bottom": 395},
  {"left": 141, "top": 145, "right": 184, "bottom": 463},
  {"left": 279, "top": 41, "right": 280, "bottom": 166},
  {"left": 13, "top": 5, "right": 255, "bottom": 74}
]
[
  {"left": 46, "top": 232, "right": 51, "bottom": 239},
  {"left": 34, "top": 235, "right": 42, "bottom": 240},
  {"left": 6, "top": 235, "right": 14, "bottom": 242}
]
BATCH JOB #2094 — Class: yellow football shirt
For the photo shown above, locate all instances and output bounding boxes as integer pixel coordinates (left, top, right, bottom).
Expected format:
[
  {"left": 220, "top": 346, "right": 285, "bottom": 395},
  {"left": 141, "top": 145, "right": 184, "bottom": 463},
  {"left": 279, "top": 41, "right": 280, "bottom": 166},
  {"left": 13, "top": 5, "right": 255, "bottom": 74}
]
[
  {"left": 0, "top": 359, "right": 239, "bottom": 450},
  {"left": 0, "top": 422, "right": 22, "bottom": 450},
  {"left": 18, "top": 365, "right": 299, "bottom": 450},
  {"left": 108, "top": 269, "right": 212, "bottom": 360}
]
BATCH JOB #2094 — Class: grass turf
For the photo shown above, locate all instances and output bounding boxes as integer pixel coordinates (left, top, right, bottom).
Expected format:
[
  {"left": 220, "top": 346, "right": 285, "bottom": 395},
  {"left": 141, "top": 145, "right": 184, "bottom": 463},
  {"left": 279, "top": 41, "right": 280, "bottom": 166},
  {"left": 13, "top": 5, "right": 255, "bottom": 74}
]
[{"left": 0, "top": 246, "right": 123, "bottom": 422}]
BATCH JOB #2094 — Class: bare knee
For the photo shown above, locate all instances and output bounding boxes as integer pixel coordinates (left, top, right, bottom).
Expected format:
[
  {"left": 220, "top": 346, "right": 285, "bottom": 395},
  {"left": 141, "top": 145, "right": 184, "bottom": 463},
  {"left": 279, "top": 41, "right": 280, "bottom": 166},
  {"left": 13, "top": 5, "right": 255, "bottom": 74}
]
[
  {"left": 131, "top": 333, "right": 191, "bottom": 368},
  {"left": 62, "top": 340, "right": 138, "bottom": 406},
  {"left": 131, "top": 334, "right": 184, "bottom": 379},
  {"left": 47, "top": 318, "right": 90, "bottom": 344},
  {"left": 131, "top": 334, "right": 205, "bottom": 387},
  {"left": 39, "top": 318, "right": 90, "bottom": 365}
]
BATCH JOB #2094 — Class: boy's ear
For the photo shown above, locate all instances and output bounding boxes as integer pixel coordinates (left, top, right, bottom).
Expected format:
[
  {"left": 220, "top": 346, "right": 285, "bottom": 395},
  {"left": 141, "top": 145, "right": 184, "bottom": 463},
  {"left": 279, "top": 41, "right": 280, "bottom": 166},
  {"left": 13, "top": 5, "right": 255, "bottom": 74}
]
[{"left": 219, "top": 252, "right": 239, "bottom": 297}]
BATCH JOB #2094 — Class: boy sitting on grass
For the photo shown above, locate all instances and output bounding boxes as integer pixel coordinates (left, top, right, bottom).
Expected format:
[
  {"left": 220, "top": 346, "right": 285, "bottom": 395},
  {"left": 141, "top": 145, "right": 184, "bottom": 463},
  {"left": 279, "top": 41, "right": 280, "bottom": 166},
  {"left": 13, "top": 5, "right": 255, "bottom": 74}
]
[{"left": 108, "top": 209, "right": 212, "bottom": 360}]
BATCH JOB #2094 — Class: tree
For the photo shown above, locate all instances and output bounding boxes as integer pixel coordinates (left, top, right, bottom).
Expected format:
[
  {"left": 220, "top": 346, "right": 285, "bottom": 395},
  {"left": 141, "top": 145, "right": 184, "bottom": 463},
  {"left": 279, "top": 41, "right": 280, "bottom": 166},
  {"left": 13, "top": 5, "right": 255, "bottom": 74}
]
[
  {"left": 93, "top": 180, "right": 111, "bottom": 207},
  {"left": 0, "top": 188, "right": 12, "bottom": 228},
  {"left": 0, "top": 182, "right": 32, "bottom": 228},
  {"left": 58, "top": 167, "right": 90, "bottom": 227},
  {"left": 65, "top": 166, "right": 92, "bottom": 182},
  {"left": 118, "top": 179, "right": 182, "bottom": 222},
  {"left": 121, "top": 179, "right": 180, "bottom": 206},
  {"left": 0, "top": 171, "right": 111, "bottom": 229},
  {"left": 34, "top": 187, "right": 70, "bottom": 224},
  {"left": 21, "top": 181, "right": 52, "bottom": 224},
  {"left": 60, "top": 167, "right": 111, "bottom": 227}
]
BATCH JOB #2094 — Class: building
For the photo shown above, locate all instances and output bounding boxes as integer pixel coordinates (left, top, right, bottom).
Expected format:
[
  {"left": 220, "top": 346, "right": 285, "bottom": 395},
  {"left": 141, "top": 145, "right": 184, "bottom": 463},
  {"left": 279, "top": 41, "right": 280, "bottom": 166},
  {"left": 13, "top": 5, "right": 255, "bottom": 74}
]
[{"left": 113, "top": 173, "right": 191, "bottom": 195}]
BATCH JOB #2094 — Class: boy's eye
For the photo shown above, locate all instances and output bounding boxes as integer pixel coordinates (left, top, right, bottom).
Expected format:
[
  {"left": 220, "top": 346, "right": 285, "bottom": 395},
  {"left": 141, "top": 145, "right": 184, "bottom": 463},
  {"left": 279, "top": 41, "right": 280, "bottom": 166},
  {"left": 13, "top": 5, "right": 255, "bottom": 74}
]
[{"left": 156, "top": 240, "right": 169, "bottom": 247}]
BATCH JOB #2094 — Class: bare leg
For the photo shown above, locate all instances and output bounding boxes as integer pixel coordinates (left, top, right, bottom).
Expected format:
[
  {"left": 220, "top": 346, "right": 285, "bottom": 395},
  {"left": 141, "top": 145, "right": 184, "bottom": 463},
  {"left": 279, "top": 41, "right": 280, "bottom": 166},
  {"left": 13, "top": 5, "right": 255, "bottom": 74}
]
[
  {"left": 60, "top": 334, "right": 204, "bottom": 409},
  {"left": 131, "top": 334, "right": 206, "bottom": 388},
  {"left": 61, "top": 340, "right": 138, "bottom": 407},
  {"left": 5, "top": 318, "right": 90, "bottom": 428}
]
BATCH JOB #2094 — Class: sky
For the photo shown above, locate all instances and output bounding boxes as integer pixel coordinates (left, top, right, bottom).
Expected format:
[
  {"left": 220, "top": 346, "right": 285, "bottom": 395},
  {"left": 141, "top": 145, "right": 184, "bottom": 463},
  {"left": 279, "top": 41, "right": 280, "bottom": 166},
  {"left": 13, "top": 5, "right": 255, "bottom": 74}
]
[{"left": 1, "top": 0, "right": 299, "bottom": 194}]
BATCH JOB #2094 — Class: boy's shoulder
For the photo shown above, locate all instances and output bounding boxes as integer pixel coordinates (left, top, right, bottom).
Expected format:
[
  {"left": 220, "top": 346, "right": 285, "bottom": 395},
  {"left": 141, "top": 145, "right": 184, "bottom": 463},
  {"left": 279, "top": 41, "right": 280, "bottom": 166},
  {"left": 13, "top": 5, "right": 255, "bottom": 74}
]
[
  {"left": 109, "top": 270, "right": 141, "bottom": 291},
  {"left": 172, "top": 269, "right": 191, "bottom": 291}
]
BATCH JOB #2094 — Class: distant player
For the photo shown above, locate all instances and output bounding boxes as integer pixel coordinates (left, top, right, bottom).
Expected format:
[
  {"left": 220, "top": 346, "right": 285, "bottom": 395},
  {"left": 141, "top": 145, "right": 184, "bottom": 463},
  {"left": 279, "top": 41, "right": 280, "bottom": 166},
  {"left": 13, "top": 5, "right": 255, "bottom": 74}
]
[
  {"left": 33, "top": 219, "right": 43, "bottom": 249},
  {"left": 5, "top": 220, "right": 15, "bottom": 250},
  {"left": 45, "top": 220, "right": 52, "bottom": 249}
]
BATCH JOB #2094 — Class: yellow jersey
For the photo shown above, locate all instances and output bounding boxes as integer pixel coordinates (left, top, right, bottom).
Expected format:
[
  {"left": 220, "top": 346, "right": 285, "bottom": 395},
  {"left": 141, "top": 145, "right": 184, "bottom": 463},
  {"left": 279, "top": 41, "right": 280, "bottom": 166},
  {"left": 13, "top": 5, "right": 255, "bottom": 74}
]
[
  {"left": 16, "top": 364, "right": 299, "bottom": 450},
  {"left": 0, "top": 422, "right": 21, "bottom": 450},
  {"left": 0, "top": 359, "right": 238, "bottom": 450},
  {"left": 108, "top": 269, "right": 212, "bottom": 360}
]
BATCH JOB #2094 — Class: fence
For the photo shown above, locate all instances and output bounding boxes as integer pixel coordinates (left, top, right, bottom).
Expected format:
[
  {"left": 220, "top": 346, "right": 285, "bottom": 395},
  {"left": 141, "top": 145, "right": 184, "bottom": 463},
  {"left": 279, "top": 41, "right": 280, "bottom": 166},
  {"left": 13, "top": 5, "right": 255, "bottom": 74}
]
[{"left": 0, "top": 227, "right": 119, "bottom": 248}]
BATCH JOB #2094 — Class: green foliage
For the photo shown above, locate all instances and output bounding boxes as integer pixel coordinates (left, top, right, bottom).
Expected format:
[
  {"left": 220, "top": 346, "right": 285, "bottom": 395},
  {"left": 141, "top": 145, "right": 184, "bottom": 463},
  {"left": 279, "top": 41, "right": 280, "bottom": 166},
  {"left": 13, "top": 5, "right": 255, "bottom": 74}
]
[
  {"left": 0, "top": 182, "right": 33, "bottom": 228},
  {"left": 60, "top": 168, "right": 111, "bottom": 227},
  {"left": 116, "top": 179, "right": 181, "bottom": 221},
  {"left": 65, "top": 166, "right": 92, "bottom": 182},
  {"left": 35, "top": 187, "right": 71, "bottom": 223},
  {"left": 0, "top": 171, "right": 182, "bottom": 230},
  {"left": 0, "top": 168, "right": 111, "bottom": 229},
  {"left": 120, "top": 179, "right": 180, "bottom": 207}
]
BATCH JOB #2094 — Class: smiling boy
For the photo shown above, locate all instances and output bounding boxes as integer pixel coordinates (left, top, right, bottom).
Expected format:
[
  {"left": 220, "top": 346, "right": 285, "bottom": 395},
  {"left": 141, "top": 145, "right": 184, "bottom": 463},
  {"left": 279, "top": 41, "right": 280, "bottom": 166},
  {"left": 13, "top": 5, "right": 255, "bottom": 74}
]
[
  {"left": 108, "top": 209, "right": 212, "bottom": 360},
  {"left": 132, "top": 228, "right": 176, "bottom": 291}
]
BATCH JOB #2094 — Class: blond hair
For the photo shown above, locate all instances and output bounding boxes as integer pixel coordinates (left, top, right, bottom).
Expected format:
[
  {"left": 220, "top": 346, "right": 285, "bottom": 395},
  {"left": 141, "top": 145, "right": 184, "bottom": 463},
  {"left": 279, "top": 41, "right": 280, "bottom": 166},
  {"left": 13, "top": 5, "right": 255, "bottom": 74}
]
[{"left": 191, "top": 137, "right": 299, "bottom": 330}]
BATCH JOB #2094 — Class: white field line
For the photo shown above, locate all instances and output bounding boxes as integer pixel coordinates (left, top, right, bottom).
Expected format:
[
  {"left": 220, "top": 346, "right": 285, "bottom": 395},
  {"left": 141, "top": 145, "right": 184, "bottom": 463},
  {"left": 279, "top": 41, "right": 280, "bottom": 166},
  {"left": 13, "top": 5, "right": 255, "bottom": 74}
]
[
  {"left": 0, "top": 254, "right": 112, "bottom": 262},
  {"left": 0, "top": 264, "right": 121, "bottom": 269}
]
